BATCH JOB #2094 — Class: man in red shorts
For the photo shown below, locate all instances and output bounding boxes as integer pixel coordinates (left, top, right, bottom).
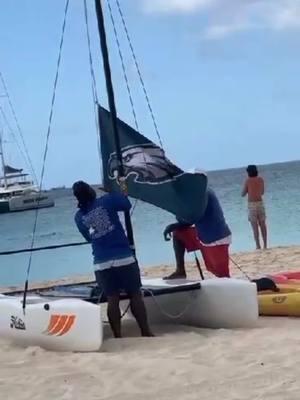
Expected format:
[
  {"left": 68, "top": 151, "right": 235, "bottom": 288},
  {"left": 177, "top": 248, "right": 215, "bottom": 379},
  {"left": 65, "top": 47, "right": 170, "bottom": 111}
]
[{"left": 163, "top": 187, "right": 232, "bottom": 279}]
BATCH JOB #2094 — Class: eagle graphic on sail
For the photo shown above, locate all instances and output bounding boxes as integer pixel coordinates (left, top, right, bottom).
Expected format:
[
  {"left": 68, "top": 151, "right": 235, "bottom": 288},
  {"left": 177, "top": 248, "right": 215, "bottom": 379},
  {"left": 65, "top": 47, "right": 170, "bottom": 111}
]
[
  {"left": 108, "top": 143, "right": 183, "bottom": 185},
  {"left": 98, "top": 105, "right": 207, "bottom": 223}
]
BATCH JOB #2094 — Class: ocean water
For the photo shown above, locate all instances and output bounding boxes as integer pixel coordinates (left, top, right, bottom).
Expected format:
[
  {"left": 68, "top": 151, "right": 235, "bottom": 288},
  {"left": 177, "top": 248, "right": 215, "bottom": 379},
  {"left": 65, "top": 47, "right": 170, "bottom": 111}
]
[{"left": 1, "top": 160, "right": 300, "bottom": 286}]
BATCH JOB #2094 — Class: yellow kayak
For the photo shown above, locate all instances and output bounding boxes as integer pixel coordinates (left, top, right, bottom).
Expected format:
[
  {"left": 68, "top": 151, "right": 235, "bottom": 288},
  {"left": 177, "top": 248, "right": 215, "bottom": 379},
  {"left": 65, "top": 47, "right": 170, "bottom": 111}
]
[{"left": 258, "top": 285, "right": 300, "bottom": 316}]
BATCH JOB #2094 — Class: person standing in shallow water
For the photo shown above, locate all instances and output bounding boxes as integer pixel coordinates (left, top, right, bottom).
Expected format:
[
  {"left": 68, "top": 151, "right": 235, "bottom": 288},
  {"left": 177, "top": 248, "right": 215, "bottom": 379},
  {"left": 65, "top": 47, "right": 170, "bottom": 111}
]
[
  {"left": 242, "top": 165, "right": 267, "bottom": 250},
  {"left": 73, "top": 181, "right": 153, "bottom": 338}
]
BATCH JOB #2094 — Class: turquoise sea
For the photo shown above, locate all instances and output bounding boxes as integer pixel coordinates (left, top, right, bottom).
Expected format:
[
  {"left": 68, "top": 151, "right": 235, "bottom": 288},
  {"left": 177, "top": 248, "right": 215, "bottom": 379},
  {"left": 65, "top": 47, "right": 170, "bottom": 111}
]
[{"left": 1, "top": 160, "right": 300, "bottom": 287}]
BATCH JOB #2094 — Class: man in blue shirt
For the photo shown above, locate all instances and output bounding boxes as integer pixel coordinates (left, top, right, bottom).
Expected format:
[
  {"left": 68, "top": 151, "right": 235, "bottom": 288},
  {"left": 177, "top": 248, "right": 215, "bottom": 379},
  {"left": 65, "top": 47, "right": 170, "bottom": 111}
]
[
  {"left": 164, "top": 187, "right": 231, "bottom": 279},
  {"left": 73, "top": 181, "right": 152, "bottom": 338}
]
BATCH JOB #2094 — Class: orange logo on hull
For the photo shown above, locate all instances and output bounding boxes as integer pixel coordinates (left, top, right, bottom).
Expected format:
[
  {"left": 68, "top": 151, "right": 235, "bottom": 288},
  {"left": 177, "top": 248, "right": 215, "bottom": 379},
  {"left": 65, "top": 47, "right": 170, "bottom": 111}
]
[{"left": 44, "top": 314, "right": 76, "bottom": 336}]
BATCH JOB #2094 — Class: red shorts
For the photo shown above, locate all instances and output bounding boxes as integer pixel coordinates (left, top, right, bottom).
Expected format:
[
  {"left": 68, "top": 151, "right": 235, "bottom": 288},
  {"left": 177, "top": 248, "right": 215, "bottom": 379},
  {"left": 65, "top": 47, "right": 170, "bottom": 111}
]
[{"left": 173, "top": 227, "right": 230, "bottom": 278}]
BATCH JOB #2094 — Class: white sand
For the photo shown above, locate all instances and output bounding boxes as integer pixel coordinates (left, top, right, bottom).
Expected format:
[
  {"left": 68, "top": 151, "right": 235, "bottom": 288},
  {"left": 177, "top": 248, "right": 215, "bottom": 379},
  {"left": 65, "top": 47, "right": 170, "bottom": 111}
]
[{"left": 1, "top": 245, "right": 300, "bottom": 400}]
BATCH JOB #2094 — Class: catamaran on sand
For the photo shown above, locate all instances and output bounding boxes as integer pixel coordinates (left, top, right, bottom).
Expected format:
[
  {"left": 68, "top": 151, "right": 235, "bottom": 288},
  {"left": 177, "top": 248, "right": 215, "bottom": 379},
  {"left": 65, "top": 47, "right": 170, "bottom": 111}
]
[{"left": 0, "top": 0, "right": 259, "bottom": 352}]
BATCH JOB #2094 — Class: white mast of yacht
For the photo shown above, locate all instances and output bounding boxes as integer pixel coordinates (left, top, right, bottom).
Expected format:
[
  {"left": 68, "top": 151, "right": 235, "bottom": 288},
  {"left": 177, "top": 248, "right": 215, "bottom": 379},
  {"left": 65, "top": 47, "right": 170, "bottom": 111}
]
[{"left": 0, "top": 128, "right": 8, "bottom": 189}]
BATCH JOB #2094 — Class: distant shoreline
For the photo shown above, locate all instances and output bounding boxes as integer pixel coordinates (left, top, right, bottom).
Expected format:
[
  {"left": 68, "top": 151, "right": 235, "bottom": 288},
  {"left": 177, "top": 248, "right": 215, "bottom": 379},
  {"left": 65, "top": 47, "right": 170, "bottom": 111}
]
[{"left": 47, "top": 159, "right": 300, "bottom": 190}]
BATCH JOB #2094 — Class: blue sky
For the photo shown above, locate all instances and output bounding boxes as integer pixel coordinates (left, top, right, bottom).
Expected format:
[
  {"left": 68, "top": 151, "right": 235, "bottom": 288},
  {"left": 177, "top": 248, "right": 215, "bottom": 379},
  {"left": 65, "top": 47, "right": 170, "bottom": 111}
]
[{"left": 1, "top": 0, "right": 300, "bottom": 188}]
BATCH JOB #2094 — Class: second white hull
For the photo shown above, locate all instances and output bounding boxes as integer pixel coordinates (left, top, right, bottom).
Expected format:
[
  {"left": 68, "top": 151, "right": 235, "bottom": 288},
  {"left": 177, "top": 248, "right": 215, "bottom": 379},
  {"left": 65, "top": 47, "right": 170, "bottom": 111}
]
[{"left": 125, "top": 278, "right": 259, "bottom": 329}]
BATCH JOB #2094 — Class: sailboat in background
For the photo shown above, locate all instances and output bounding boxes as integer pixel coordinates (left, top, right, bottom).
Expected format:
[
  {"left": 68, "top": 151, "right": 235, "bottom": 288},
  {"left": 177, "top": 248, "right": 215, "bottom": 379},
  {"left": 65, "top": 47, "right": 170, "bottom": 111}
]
[
  {"left": 0, "top": 0, "right": 258, "bottom": 352},
  {"left": 0, "top": 129, "right": 54, "bottom": 213},
  {"left": 0, "top": 71, "right": 55, "bottom": 214}
]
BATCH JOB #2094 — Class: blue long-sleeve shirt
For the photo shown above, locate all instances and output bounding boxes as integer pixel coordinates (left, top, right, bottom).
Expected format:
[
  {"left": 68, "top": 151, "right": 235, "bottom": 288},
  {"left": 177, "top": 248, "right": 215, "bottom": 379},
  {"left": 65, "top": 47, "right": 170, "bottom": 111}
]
[{"left": 75, "top": 192, "right": 133, "bottom": 264}]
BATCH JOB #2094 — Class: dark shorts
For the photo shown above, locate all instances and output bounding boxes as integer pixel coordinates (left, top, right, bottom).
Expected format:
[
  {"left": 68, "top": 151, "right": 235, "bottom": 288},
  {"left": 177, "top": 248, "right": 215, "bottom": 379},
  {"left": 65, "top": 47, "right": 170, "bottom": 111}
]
[{"left": 95, "top": 262, "right": 142, "bottom": 297}]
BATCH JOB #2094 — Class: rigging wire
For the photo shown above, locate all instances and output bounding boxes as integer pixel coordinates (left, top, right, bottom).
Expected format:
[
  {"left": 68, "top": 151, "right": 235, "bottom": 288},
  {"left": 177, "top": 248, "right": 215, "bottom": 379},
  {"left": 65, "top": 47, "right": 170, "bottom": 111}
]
[
  {"left": 108, "top": 1, "right": 170, "bottom": 214},
  {"left": 229, "top": 256, "right": 251, "bottom": 280},
  {"left": 22, "top": 0, "right": 70, "bottom": 311},
  {"left": 108, "top": 3, "right": 250, "bottom": 282},
  {"left": 0, "top": 72, "right": 38, "bottom": 184},
  {"left": 83, "top": 0, "right": 102, "bottom": 168},
  {"left": 0, "top": 106, "right": 32, "bottom": 174},
  {"left": 83, "top": 0, "right": 99, "bottom": 105},
  {"left": 115, "top": 0, "right": 164, "bottom": 150},
  {"left": 106, "top": 0, "right": 141, "bottom": 215},
  {"left": 84, "top": 0, "right": 139, "bottom": 216},
  {"left": 107, "top": 0, "right": 139, "bottom": 132},
  {"left": 142, "top": 288, "right": 199, "bottom": 319}
]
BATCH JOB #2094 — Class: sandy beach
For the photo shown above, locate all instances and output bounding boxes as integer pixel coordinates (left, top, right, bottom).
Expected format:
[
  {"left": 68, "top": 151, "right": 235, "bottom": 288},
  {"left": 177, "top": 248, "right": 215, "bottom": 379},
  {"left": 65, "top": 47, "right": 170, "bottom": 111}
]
[{"left": 1, "top": 245, "right": 300, "bottom": 400}]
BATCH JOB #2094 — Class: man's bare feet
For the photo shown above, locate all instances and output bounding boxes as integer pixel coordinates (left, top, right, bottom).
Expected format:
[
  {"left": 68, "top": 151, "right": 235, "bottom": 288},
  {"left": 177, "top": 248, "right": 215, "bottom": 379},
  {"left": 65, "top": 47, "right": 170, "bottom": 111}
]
[
  {"left": 141, "top": 331, "right": 155, "bottom": 337},
  {"left": 163, "top": 271, "right": 187, "bottom": 280}
]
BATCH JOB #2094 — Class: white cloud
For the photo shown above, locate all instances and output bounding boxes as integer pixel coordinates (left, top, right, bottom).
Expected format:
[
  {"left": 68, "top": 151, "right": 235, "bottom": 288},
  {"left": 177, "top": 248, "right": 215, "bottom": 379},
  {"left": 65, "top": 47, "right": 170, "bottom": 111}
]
[
  {"left": 271, "top": 3, "right": 300, "bottom": 29},
  {"left": 142, "top": 0, "right": 300, "bottom": 39},
  {"left": 143, "top": 0, "right": 216, "bottom": 13},
  {"left": 203, "top": 22, "right": 250, "bottom": 40}
]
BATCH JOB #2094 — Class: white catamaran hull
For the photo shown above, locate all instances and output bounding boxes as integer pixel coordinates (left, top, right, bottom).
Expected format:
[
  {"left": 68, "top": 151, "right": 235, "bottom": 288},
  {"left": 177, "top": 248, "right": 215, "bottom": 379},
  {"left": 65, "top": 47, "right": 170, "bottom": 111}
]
[
  {"left": 0, "top": 296, "right": 102, "bottom": 352},
  {"left": 130, "top": 278, "right": 258, "bottom": 329},
  {"left": 0, "top": 193, "right": 54, "bottom": 213},
  {"left": 0, "top": 278, "right": 258, "bottom": 352}
]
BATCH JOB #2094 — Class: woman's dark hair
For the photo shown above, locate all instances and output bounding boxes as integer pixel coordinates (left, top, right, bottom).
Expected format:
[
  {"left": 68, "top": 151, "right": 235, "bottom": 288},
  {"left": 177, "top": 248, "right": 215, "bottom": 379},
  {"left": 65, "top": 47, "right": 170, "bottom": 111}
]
[
  {"left": 72, "top": 181, "right": 96, "bottom": 211},
  {"left": 246, "top": 165, "right": 258, "bottom": 178}
]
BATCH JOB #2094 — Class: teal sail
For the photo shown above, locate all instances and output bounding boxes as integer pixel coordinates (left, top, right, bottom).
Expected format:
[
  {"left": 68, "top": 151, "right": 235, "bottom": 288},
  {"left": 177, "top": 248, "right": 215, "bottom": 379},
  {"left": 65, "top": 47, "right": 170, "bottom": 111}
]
[{"left": 98, "top": 105, "right": 207, "bottom": 223}]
